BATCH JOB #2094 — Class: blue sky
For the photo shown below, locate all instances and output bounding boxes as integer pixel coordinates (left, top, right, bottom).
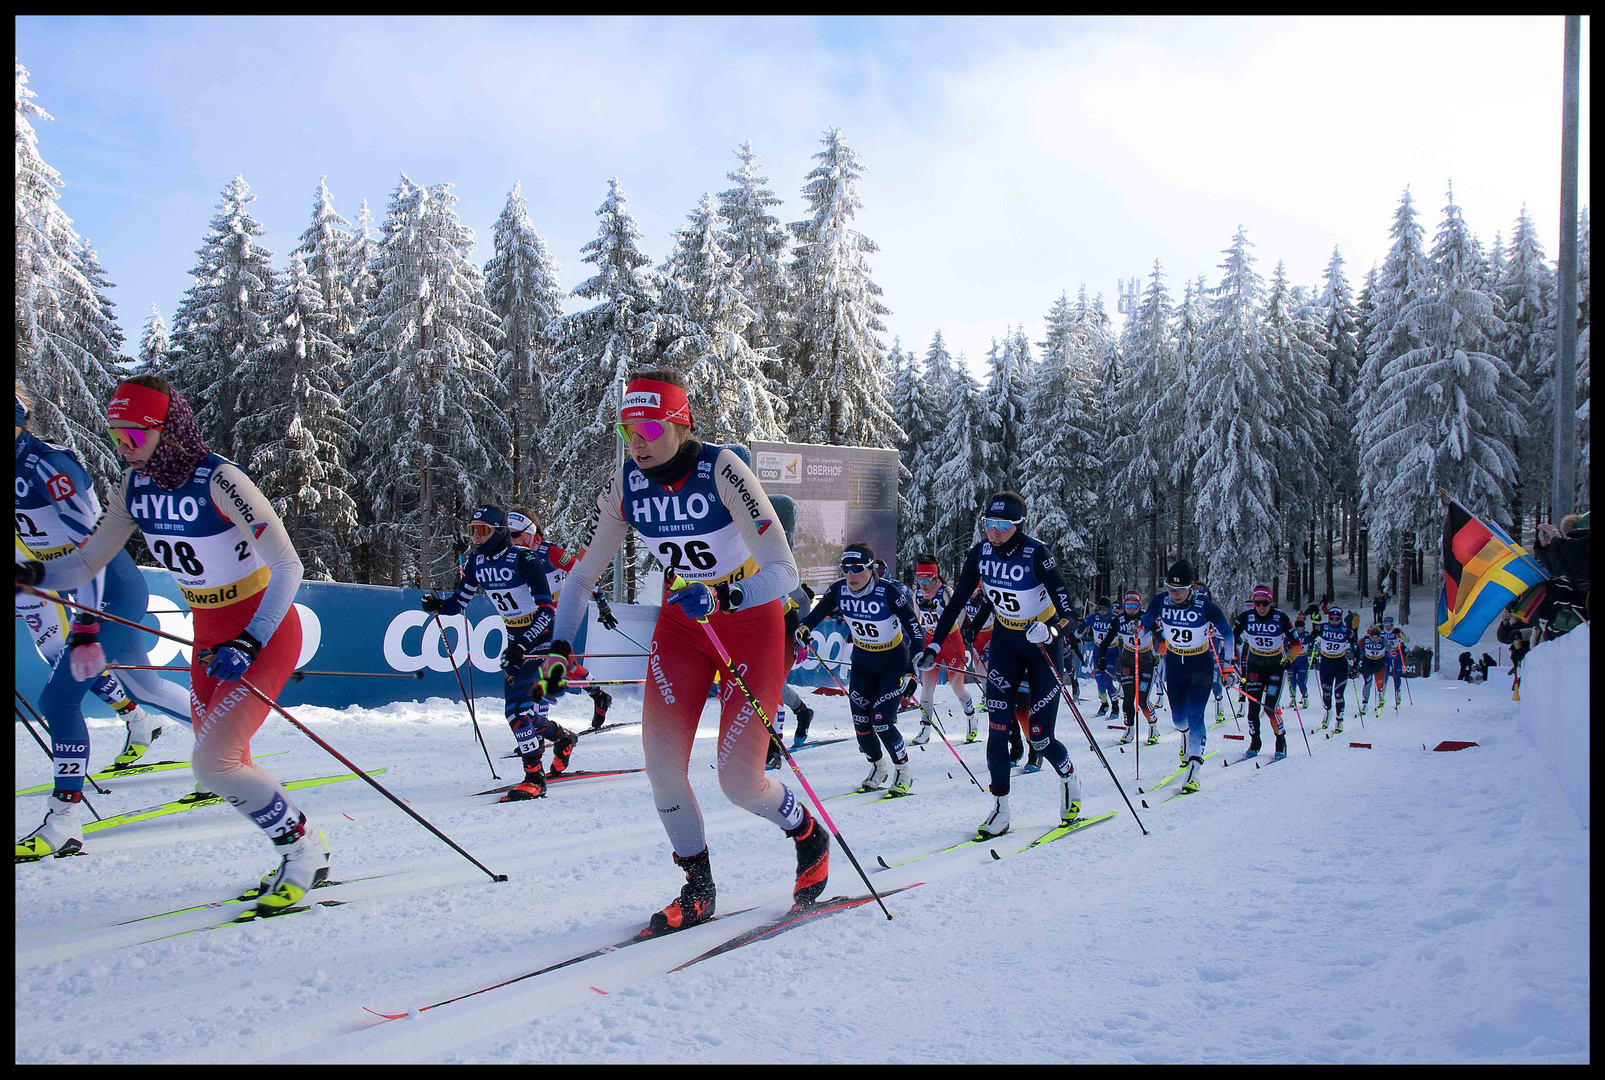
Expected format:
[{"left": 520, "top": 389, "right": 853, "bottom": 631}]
[{"left": 17, "top": 16, "right": 1591, "bottom": 371}]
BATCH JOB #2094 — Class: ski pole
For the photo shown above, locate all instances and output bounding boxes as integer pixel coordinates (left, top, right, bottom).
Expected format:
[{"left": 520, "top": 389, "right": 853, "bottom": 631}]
[
  {"left": 1035, "top": 641, "right": 1147, "bottom": 835},
  {"left": 908, "top": 697, "right": 987, "bottom": 796},
  {"left": 816, "top": 653, "right": 989, "bottom": 682},
  {"left": 1280, "top": 660, "right": 1314, "bottom": 756},
  {"left": 104, "top": 664, "right": 426, "bottom": 681},
  {"left": 1396, "top": 642, "right": 1415, "bottom": 706},
  {"left": 573, "top": 651, "right": 651, "bottom": 659},
  {"left": 14, "top": 701, "right": 105, "bottom": 816},
  {"left": 566, "top": 679, "right": 646, "bottom": 687},
  {"left": 1206, "top": 630, "right": 1242, "bottom": 731},
  {"left": 435, "top": 613, "right": 498, "bottom": 780},
  {"left": 20, "top": 587, "right": 509, "bottom": 883},
  {"left": 667, "top": 574, "right": 892, "bottom": 920}
]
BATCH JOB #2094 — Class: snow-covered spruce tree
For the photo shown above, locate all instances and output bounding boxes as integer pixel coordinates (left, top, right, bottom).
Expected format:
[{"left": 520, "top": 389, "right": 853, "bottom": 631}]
[
  {"left": 136, "top": 304, "right": 171, "bottom": 374},
  {"left": 1365, "top": 186, "right": 1525, "bottom": 620},
  {"left": 1496, "top": 205, "right": 1555, "bottom": 536},
  {"left": 1110, "top": 263, "right": 1175, "bottom": 591},
  {"left": 168, "top": 175, "right": 279, "bottom": 459},
  {"left": 931, "top": 359, "right": 989, "bottom": 571},
  {"left": 978, "top": 334, "right": 1029, "bottom": 495},
  {"left": 1023, "top": 296, "right": 1101, "bottom": 584},
  {"left": 236, "top": 259, "right": 359, "bottom": 580},
  {"left": 909, "top": 331, "right": 960, "bottom": 572},
  {"left": 546, "top": 179, "right": 664, "bottom": 597},
  {"left": 788, "top": 128, "right": 900, "bottom": 449},
  {"left": 1190, "top": 227, "right": 1281, "bottom": 601},
  {"left": 1151, "top": 278, "right": 1206, "bottom": 562},
  {"left": 1262, "top": 261, "right": 1328, "bottom": 601},
  {"left": 291, "top": 177, "right": 358, "bottom": 345},
  {"left": 1355, "top": 187, "right": 1430, "bottom": 589},
  {"left": 14, "top": 59, "right": 121, "bottom": 487},
  {"left": 485, "top": 181, "right": 566, "bottom": 506},
  {"left": 717, "top": 141, "right": 793, "bottom": 376},
  {"left": 343, "top": 198, "right": 380, "bottom": 341},
  {"left": 887, "top": 341, "right": 927, "bottom": 571},
  {"left": 348, "top": 176, "right": 509, "bottom": 588},
  {"left": 1315, "top": 248, "right": 1361, "bottom": 595},
  {"left": 659, "top": 192, "right": 785, "bottom": 446}
]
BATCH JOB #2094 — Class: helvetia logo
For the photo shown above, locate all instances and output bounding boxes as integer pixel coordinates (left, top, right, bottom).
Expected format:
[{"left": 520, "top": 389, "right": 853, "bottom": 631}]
[
  {"left": 622, "top": 391, "right": 662, "bottom": 411},
  {"left": 756, "top": 518, "right": 772, "bottom": 535},
  {"left": 251, "top": 522, "right": 268, "bottom": 539}
]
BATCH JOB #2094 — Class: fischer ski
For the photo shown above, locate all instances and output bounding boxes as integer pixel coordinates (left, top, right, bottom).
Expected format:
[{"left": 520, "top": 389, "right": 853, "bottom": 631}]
[
  {"left": 362, "top": 906, "right": 764, "bottom": 1022},
  {"left": 1137, "top": 750, "right": 1220, "bottom": 795},
  {"left": 15, "top": 752, "right": 288, "bottom": 796},
  {"left": 471, "top": 768, "right": 645, "bottom": 797},
  {"left": 82, "top": 769, "right": 385, "bottom": 835},
  {"left": 117, "top": 874, "right": 391, "bottom": 924},
  {"left": 988, "top": 811, "right": 1118, "bottom": 859},
  {"left": 672, "top": 884, "right": 923, "bottom": 970},
  {"left": 876, "top": 835, "right": 990, "bottom": 870}
]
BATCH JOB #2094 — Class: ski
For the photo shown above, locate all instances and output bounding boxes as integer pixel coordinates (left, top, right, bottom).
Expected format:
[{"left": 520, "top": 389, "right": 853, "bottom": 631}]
[
  {"left": 499, "top": 723, "right": 642, "bottom": 755},
  {"left": 989, "top": 810, "right": 1118, "bottom": 858},
  {"left": 362, "top": 905, "right": 764, "bottom": 1022},
  {"left": 787, "top": 736, "right": 853, "bottom": 752},
  {"left": 82, "top": 769, "right": 385, "bottom": 835},
  {"left": 136, "top": 899, "right": 351, "bottom": 945},
  {"left": 471, "top": 768, "right": 645, "bottom": 797},
  {"left": 876, "top": 834, "right": 991, "bottom": 870},
  {"left": 672, "top": 884, "right": 923, "bottom": 970},
  {"left": 1137, "top": 749, "right": 1221, "bottom": 795},
  {"left": 115, "top": 873, "right": 396, "bottom": 924},
  {"left": 15, "top": 751, "right": 288, "bottom": 796}
]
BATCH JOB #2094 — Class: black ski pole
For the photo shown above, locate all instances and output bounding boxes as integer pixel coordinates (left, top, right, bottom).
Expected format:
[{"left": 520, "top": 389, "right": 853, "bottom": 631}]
[
  {"left": 1037, "top": 642, "right": 1148, "bottom": 836},
  {"left": 22, "top": 587, "right": 509, "bottom": 883},
  {"left": 15, "top": 702, "right": 103, "bottom": 819},
  {"left": 435, "top": 612, "right": 498, "bottom": 780}
]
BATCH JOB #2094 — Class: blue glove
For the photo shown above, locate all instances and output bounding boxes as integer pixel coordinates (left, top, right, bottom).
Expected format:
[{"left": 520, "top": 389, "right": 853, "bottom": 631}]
[
  {"left": 204, "top": 631, "right": 262, "bottom": 682},
  {"left": 666, "top": 579, "right": 719, "bottom": 620}
]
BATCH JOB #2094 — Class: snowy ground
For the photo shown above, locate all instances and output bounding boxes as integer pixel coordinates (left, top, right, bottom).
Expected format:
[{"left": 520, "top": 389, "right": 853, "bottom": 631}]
[{"left": 15, "top": 600, "right": 1590, "bottom": 1063}]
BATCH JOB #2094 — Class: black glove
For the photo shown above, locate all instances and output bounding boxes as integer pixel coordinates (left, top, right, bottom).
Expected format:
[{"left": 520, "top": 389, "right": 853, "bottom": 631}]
[
  {"left": 594, "top": 594, "right": 619, "bottom": 631},
  {"left": 501, "top": 638, "right": 527, "bottom": 669},
  {"left": 421, "top": 592, "right": 444, "bottom": 613},
  {"left": 16, "top": 560, "right": 46, "bottom": 591},
  {"left": 451, "top": 531, "right": 468, "bottom": 555}
]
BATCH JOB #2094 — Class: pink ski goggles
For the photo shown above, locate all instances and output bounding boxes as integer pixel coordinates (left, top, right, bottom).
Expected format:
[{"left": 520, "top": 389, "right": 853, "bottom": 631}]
[
  {"left": 616, "top": 419, "right": 669, "bottom": 443},
  {"left": 108, "top": 425, "right": 160, "bottom": 451}
]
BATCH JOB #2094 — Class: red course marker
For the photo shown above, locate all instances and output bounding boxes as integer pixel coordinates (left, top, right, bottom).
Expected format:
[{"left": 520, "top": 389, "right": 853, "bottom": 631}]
[
  {"left": 1349, "top": 742, "right": 1372, "bottom": 749},
  {"left": 1432, "top": 740, "right": 1479, "bottom": 752}
]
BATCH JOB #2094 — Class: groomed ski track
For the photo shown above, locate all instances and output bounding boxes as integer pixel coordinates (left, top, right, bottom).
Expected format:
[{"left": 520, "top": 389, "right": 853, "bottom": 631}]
[{"left": 15, "top": 619, "right": 1588, "bottom": 1063}]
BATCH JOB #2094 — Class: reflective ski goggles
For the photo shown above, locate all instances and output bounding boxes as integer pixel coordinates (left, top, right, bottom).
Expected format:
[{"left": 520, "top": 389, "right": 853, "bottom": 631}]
[
  {"left": 615, "top": 419, "right": 668, "bottom": 443},
  {"left": 1254, "top": 599, "right": 1272, "bottom": 608},
  {"left": 108, "top": 425, "right": 160, "bottom": 451},
  {"left": 840, "top": 555, "right": 872, "bottom": 573},
  {"left": 915, "top": 572, "right": 939, "bottom": 582},
  {"left": 980, "top": 517, "right": 1021, "bottom": 532},
  {"left": 470, "top": 522, "right": 499, "bottom": 541}
]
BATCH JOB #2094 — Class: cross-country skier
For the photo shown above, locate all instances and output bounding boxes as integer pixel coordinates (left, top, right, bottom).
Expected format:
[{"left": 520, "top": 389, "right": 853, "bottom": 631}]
[
  {"left": 1380, "top": 615, "right": 1409, "bottom": 710},
  {"left": 1287, "top": 614, "right": 1314, "bottom": 709},
  {"left": 1356, "top": 623, "right": 1390, "bottom": 719},
  {"left": 909, "top": 554, "right": 979, "bottom": 745},
  {"left": 424, "top": 505, "right": 578, "bottom": 801},
  {"left": 14, "top": 390, "right": 196, "bottom": 862},
  {"left": 18, "top": 376, "right": 323, "bottom": 914},
  {"left": 1085, "top": 596, "right": 1121, "bottom": 722},
  {"left": 1311, "top": 606, "right": 1359, "bottom": 733},
  {"left": 768, "top": 493, "right": 816, "bottom": 755},
  {"left": 1140, "top": 560, "right": 1236, "bottom": 795},
  {"left": 1099, "top": 589, "right": 1160, "bottom": 746},
  {"left": 1231, "top": 585, "right": 1299, "bottom": 759},
  {"left": 546, "top": 372, "right": 825, "bottom": 935},
  {"left": 1194, "top": 580, "right": 1228, "bottom": 724},
  {"left": 918, "top": 491, "right": 1085, "bottom": 840},
  {"left": 798, "top": 543, "right": 920, "bottom": 796},
  {"left": 507, "top": 509, "right": 616, "bottom": 731}
]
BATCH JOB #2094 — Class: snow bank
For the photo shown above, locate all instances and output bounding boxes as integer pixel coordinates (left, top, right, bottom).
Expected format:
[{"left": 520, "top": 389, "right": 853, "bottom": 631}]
[{"left": 1516, "top": 623, "right": 1590, "bottom": 828}]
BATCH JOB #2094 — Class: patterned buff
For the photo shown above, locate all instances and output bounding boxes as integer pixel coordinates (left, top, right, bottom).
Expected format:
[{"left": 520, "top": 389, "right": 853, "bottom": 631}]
[{"left": 119, "top": 383, "right": 211, "bottom": 492}]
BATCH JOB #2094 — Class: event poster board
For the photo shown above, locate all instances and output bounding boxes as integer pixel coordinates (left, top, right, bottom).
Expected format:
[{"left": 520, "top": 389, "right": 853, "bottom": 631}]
[{"left": 751, "top": 440, "right": 900, "bottom": 590}]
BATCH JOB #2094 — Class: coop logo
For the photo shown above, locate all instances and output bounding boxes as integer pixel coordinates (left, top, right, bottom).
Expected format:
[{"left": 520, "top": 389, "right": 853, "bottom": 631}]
[
  {"left": 383, "top": 609, "right": 509, "bottom": 674},
  {"left": 756, "top": 451, "right": 801, "bottom": 485}
]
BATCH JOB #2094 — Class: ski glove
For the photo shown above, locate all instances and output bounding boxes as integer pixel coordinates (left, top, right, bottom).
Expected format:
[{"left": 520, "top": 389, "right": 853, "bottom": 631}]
[
  {"left": 532, "top": 641, "right": 575, "bottom": 699},
  {"left": 421, "top": 592, "right": 445, "bottom": 613},
  {"left": 203, "top": 631, "right": 262, "bottom": 683},
  {"left": 501, "top": 639, "right": 528, "bottom": 670},
  {"left": 898, "top": 671, "right": 919, "bottom": 698},
  {"left": 1025, "top": 621, "right": 1056, "bottom": 645},
  {"left": 915, "top": 645, "right": 940, "bottom": 673},
  {"left": 16, "top": 560, "right": 45, "bottom": 593},
  {"left": 666, "top": 579, "right": 719, "bottom": 621},
  {"left": 594, "top": 592, "right": 620, "bottom": 631}
]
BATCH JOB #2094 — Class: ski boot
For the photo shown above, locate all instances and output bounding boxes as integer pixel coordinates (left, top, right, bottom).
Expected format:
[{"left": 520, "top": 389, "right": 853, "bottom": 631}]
[
  {"left": 644, "top": 848, "right": 716, "bottom": 936},
  {"left": 1180, "top": 756, "right": 1204, "bottom": 794},
  {"left": 1094, "top": 700, "right": 1109, "bottom": 718},
  {"left": 790, "top": 702, "right": 815, "bottom": 748},
  {"left": 589, "top": 687, "right": 612, "bottom": 730},
  {"left": 1145, "top": 726, "right": 1161, "bottom": 747},
  {"left": 911, "top": 720, "right": 934, "bottom": 746},
  {"left": 964, "top": 707, "right": 979, "bottom": 743},
  {"left": 976, "top": 795, "right": 1011, "bottom": 840},
  {"left": 786, "top": 810, "right": 830, "bottom": 907},
  {"left": 1332, "top": 720, "right": 1344, "bottom": 735},
  {"left": 1119, "top": 722, "right": 1136, "bottom": 745},
  {"left": 898, "top": 695, "right": 920, "bottom": 714},
  {"left": 1215, "top": 702, "right": 1226, "bottom": 724},
  {"left": 111, "top": 707, "right": 163, "bottom": 769},
  {"left": 887, "top": 758, "right": 914, "bottom": 797},
  {"left": 1059, "top": 768, "right": 1083, "bottom": 825},
  {"left": 1022, "top": 747, "right": 1043, "bottom": 774},
  {"left": 548, "top": 725, "right": 579, "bottom": 776},
  {"left": 1179, "top": 737, "right": 1189, "bottom": 766},
  {"left": 254, "top": 814, "right": 331, "bottom": 916},
  {"left": 501, "top": 761, "right": 548, "bottom": 801},
  {"left": 1301, "top": 696, "right": 1310, "bottom": 710},
  {"left": 15, "top": 790, "right": 84, "bottom": 862},
  {"left": 1274, "top": 732, "right": 1288, "bottom": 760},
  {"left": 1243, "top": 733, "right": 1261, "bottom": 759},
  {"left": 1395, "top": 694, "right": 1402, "bottom": 711},
  {"left": 857, "top": 757, "right": 889, "bottom": 793}
]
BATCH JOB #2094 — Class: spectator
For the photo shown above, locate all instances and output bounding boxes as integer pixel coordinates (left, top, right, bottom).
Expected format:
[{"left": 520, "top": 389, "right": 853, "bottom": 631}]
[
  {"left": 1534, "top": 513, "right": 1589, "bottom": 629},
  {"left": 1496, "top": 609, "right": 1535, "bottom": 671}
]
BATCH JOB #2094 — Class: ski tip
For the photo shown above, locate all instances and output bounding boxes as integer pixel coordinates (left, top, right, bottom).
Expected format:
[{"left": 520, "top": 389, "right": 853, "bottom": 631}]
[
  {"left": 875, "top": 856, "right": 890, "bottom": 869},
  {"left": 363, "top": 1005, "right": 410, "bottom": 1021},
  {"left": 990, "top": 849, "right": 1001, "bottom": 860}
]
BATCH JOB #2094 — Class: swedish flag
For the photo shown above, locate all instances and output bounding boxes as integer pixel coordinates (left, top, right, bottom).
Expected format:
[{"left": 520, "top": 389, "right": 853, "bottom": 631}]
[{"left": 1437, "top": 496, "right": 1549, "bottom": 646}]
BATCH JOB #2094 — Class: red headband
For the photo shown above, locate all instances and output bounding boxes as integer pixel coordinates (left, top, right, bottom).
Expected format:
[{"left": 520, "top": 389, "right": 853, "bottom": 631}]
[
  {"left": 106, "top": 382, "right": 171, "bottom": 427},
  {"left": 915, "top": 563, "right": 939, "bottom": 578},
  {"left": 621, "top": 379, "right": 693, "bottom": 426}
]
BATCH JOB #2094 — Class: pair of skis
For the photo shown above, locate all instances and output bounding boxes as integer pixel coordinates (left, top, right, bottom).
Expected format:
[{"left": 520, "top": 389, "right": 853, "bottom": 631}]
[
  {"left": 81, "top": 769, "right": 386, "bottom": 835},
  {"left": 361, "top": 883, "right": 924, "bottom": 1022},
  {"left": 873, "top": 810, "right": 1119, "bottom": 871}
]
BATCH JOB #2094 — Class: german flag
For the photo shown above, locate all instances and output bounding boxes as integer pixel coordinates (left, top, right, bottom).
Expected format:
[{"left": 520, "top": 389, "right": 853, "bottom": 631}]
[{"left": 1437, "top": 496, "right": 1548, "bottom": 646}]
